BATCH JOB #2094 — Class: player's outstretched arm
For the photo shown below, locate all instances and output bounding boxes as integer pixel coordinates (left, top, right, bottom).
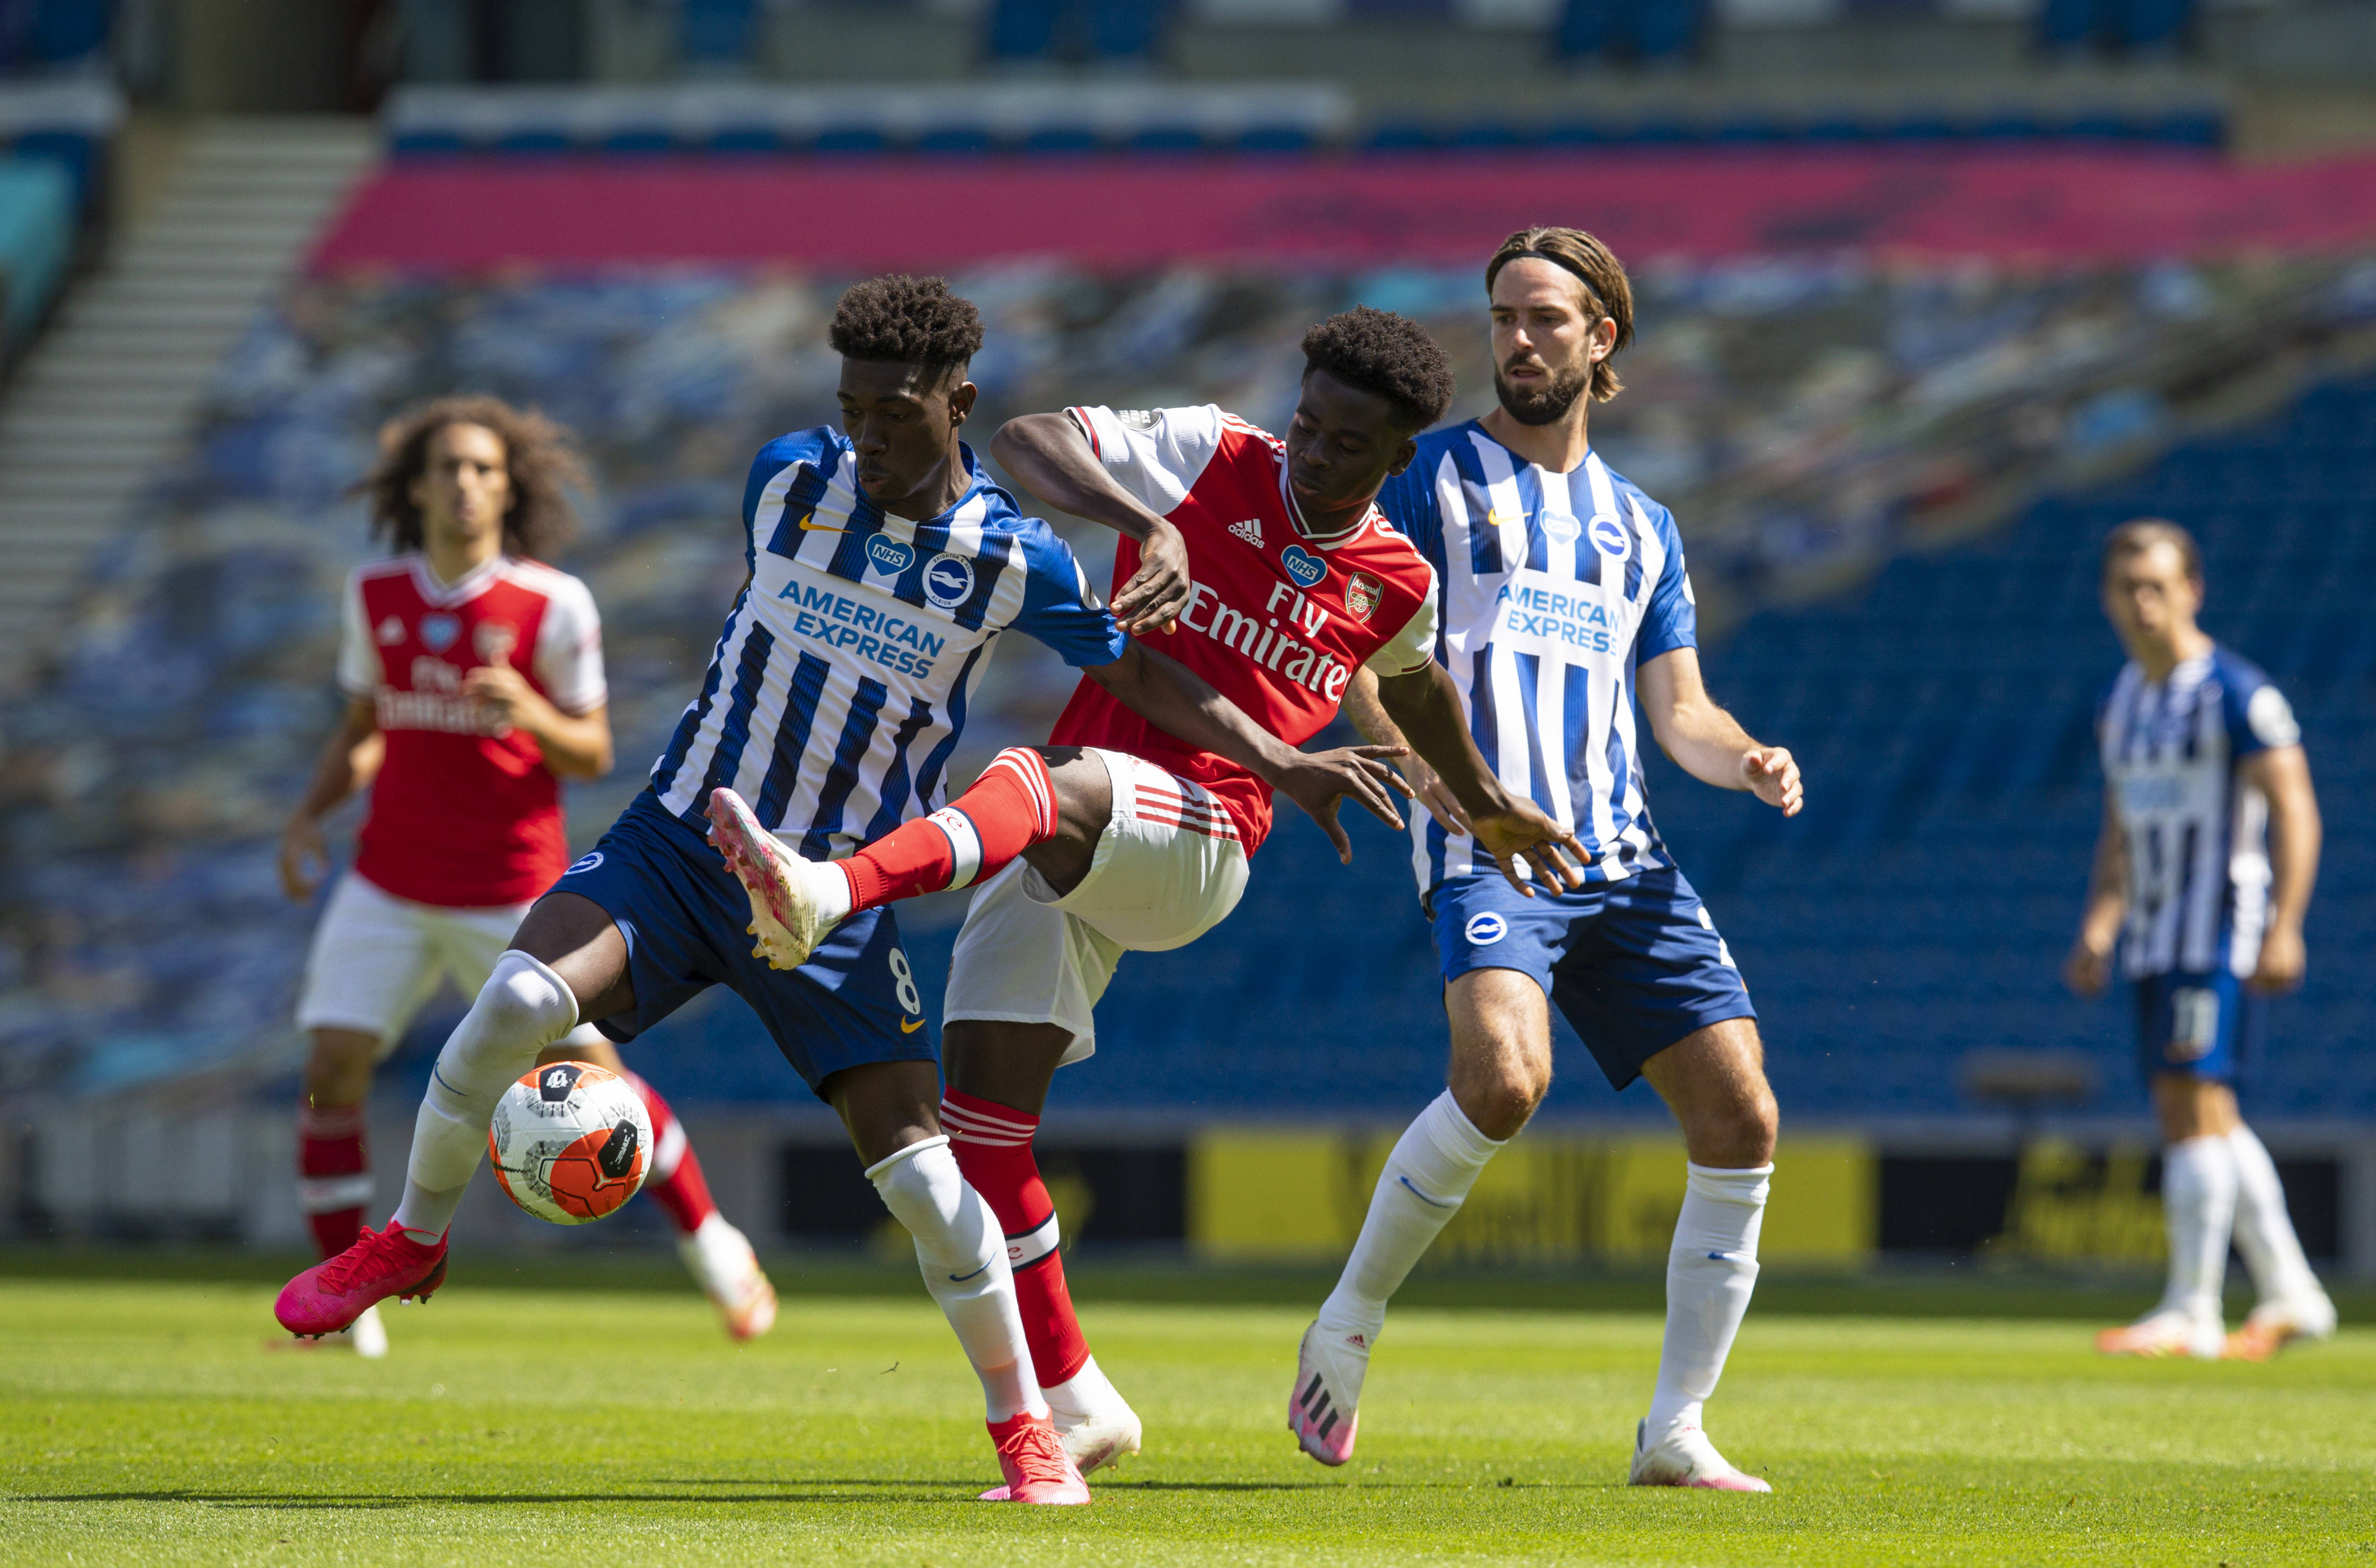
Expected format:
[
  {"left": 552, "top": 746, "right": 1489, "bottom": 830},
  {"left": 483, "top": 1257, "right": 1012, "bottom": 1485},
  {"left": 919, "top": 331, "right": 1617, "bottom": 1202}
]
[
  {"left": 280, "top": 696, "right": 384, "bottom": 902},
  {"left": 1636, "top": 648, "right": 1803, "bottom": 817},
  {"left": 989, "top": 412, "right": 1190, "bottom": 635},
  {"left": 1082, "top": 641, "right": 1412, "bottom": 864},
  {"left": 2063, "top": 786, "right": 2126, "bottom": 999},
  {"left": 1373, "top": 663, "right": 1585, "bottom": 895},
  {"left": 1343, "top": 667, "right": 1469, "bottom": 835},
  {"left": 2242, "top": 744, "right": 2320, "bottom": 994}
]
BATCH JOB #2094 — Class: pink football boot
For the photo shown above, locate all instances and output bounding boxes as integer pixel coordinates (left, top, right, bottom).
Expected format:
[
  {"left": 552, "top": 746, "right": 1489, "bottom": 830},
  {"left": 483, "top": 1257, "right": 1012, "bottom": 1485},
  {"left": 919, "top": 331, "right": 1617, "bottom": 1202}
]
[
  {"left": 274, "top": 1220, "right": 448, "bottom": 1338},
  {"left": 980, "top": 1412, "right": 1092, "bottom": 1504}
]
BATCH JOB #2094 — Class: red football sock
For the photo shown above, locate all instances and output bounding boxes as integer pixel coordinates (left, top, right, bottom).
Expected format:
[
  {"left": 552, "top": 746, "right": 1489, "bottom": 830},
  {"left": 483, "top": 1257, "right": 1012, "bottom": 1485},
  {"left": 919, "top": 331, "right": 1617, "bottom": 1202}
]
[
  {"left": 297, "top": 1101, "right": 371, "bottom": 1261},
  {"left": 624, "top": 1070, "right": 716, "bottom": 1235},
  {"left": 942, "top": 1088, "right": 1091, "bottom": 1387},
  {"left": 840, "top": 748, "right": 1058, "bottom": 913}
]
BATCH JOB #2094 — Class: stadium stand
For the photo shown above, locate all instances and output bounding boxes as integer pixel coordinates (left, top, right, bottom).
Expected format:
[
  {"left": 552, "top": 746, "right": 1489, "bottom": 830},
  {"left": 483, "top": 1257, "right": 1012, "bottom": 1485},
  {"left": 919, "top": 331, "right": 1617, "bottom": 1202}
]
[
  {"left": 0, "top": 154, "right": 71, "bottom": 355},
  {"left": 1, "top": 252, "right": 2369, "bottom": 1124}
]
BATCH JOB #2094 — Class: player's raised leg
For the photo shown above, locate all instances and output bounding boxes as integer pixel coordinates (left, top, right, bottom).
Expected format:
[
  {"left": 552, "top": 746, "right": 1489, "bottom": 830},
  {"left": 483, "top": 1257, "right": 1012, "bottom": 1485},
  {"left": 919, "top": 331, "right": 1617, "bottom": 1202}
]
[
  {"left": 1629, "top": 1020, "right": 1777, "bottom": 1493},
  {"left": 274, "top": 893, "right": 631, "bottom": 1337},
  {"left": 707, "top": 745, "right": 1064, "bottom": 970},
  {"left": 833, "top": 1059, "right": 1089, "bottom": 1505}
]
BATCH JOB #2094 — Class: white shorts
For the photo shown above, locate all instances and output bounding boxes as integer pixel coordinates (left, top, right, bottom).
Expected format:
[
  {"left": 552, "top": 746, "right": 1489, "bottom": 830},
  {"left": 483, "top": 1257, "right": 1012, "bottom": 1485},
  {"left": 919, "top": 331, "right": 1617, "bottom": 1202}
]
[
  {"left": 944, "top": 748, "right": 1250, "bottom": 1066},
  {"left": 296, "top": 871, "right": 603, "bottom": 1054}
]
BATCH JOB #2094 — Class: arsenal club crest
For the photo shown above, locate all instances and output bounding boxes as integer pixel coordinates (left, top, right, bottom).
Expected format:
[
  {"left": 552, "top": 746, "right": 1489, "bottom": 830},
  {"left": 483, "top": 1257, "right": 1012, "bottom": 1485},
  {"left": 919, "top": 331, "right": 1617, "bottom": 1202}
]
[
  {"left": 473, "top": 620, "right": 519, "bottom": 665},
  {"left": 1345, "top": 571, "right": 1384, "bottom": 623}
]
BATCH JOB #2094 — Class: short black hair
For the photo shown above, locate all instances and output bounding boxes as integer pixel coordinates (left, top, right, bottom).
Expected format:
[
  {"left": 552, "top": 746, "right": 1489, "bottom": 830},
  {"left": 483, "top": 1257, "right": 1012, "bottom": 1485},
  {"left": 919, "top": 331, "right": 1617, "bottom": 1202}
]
[
  {"left": 828, "top": 274, "right": 985, "bottom": 378},
  {"left": 1300, "top": 306, "right": 1456, "bottom": 433}
]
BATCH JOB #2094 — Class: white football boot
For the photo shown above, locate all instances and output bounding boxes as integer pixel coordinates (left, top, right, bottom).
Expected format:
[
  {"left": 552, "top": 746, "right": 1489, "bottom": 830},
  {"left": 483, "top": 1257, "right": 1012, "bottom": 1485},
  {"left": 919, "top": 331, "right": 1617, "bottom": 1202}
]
[
  {"left": 1288, "top": 1320, "right": 1372, "bottom": 1466},
  {"left": 1045, "top": 1356, "right": 1142, "bottom": 1473},
  {"left": 2096, "top": 1306, "right": 2225, "bottom": 1360},
  {"left": 2226, "top": 1290, "right": 2338, "bottom": 1361},
  {"left": 349, "top": 1303, "right": 388, "bottom": 1359},
  {"left": 705, "top": 786, "right": 843, "bottom": 970},
  {"left": 1630, "top": 1419, "right": 1772, "bottom": 1492},
  {"left": 678, "top": 1213, "right": 779, "bottom": 1341}
]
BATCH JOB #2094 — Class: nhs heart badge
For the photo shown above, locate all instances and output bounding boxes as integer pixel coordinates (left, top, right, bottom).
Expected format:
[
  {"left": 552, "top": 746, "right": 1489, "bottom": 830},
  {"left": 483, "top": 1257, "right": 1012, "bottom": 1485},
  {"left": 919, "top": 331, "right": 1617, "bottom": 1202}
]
[
  {"left": 1589, "top": 515, "right": 1631, "bottom": 559},
  {"left": 866, "top": 536, "right": 916, "bottom": 576},
  {"left": 1281, "top": 545, "right": 1327, "bottom": 589},
  {"left": 419, "top": 613, "right": 460, "bottom": 652}
]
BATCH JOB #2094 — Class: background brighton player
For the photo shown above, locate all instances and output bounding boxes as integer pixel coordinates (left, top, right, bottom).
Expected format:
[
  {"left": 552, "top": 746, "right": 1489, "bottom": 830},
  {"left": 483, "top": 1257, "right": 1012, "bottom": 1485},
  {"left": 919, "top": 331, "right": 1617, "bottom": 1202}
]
[
  {"left": 2068, "top": 520, "right": 2335, "bottom": 1362},
  {"left": 280, "top": 396, "right": 773, "bottom": 1356},
  {"left": 710, "top": 306, "right": 1582, "bottom": 1474},
  {"left": 1301, "top": 226, "right": 1803, "bottom": 1491},
  {"left": 279, "top": 275, "right": 1405, "bottom": 1505}
]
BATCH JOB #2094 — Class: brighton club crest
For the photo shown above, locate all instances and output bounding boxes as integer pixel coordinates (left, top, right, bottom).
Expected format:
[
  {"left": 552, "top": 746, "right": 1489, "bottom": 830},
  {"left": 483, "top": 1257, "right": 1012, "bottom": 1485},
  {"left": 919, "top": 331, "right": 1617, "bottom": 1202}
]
[{"left": 1345, "top": 571, "right": 1384, "bottom": 623}]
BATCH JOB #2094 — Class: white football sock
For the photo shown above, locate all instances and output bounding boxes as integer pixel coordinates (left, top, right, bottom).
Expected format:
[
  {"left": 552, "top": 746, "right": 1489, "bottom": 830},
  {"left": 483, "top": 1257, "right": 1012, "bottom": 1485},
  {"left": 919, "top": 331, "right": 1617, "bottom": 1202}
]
[
  {"left": 2226, "top": 1123, "right": 2322, "bottom": 1304},
  {"left": 390, "top": 951, "right": 579, "bottom": 1243},
  {"left": 869, "top": 1136, "right": 1047, "bottom": 1424},
  {"left": 1644, "top": 1162, "right": 1770, "bottom": 1447},
  {"left": 1318, "top": 1090, "right": 1505, "bottom": 1344},
  {"left": 2158, "top": 1134, "right": 2238, "bottom": 1324},
  {"left": 1044, "top": 1355, "right": 1126, "bottom": 1421}
]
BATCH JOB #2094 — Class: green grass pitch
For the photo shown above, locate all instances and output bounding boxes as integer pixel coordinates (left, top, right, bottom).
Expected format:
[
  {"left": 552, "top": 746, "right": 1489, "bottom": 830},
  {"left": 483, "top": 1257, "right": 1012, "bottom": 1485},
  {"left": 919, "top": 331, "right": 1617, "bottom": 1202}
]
[{"left": 3, "top": 1274, "right": 2370, "bottom": 1565}]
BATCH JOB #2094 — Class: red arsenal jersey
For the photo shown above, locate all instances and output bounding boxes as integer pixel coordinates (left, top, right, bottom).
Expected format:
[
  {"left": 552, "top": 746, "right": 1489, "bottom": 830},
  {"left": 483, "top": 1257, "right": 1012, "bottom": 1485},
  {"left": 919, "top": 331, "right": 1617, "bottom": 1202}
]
[
  {"left": 1048, "top": 405, "right": 1438, "bottom": 853},
  {"left": 338, "top": 554, "right": 606, "bottom": 907}
]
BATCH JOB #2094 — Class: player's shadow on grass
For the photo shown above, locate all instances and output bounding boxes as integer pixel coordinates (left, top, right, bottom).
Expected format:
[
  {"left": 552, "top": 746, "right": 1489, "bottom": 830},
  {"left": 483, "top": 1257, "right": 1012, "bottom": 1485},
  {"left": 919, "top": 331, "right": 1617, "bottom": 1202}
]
[{"left": 19, "top": 1489, "right": 991, "bottom": 1509}]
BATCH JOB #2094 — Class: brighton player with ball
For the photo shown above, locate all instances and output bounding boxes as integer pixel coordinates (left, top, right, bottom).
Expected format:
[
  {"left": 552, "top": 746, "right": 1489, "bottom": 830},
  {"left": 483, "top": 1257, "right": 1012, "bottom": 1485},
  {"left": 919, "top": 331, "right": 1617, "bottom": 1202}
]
[
  {"left": 277, "top": 397, "right": 774, "bottom": 1356},
  {"left": 277, "top": 276, "right": 1411, "bottom": 1504}
]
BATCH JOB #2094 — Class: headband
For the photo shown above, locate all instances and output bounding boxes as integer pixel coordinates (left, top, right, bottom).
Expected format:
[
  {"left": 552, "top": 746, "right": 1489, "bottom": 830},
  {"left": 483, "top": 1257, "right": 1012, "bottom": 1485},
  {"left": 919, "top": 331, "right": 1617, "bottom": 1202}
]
[{"left": 1497, "top": 249, "right": 1609, "bottom": 315}]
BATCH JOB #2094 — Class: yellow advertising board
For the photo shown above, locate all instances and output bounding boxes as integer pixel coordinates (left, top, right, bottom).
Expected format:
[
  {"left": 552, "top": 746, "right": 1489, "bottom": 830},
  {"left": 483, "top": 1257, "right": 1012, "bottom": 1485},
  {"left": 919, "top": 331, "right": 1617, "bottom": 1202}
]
[{"left": 1187, "top": 1127, "right": 1873, "bottom": 1266}]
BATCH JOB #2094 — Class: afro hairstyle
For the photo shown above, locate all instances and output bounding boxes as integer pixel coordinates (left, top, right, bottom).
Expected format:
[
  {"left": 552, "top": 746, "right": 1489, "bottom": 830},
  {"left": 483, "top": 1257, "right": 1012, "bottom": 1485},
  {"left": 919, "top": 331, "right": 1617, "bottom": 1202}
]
[
  {"left": 827, "top": 274, "right": 985, "bottom": 380},
  {"left": 1299, "top": 306, "right": 1456, "bottom": 433}
]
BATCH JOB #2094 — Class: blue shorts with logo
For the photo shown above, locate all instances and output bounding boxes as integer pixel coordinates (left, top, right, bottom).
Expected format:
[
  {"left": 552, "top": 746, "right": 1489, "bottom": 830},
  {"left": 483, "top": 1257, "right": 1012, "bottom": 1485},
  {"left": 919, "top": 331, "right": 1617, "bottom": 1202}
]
[
  {"left": 1427, "top": 866, "right": 1756, "bottom": 1091},
  {"left": 552, "top": 791, "right": 935, "bottom": 1098},
  {"left": 2133, "top": 968, "right": 2257, "bottom": 1087}
]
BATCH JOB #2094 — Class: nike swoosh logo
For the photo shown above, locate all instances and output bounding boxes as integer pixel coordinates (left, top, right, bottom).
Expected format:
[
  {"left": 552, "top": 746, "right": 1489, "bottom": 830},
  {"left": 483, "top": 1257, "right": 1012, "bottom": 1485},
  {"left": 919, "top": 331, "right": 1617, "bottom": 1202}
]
[
  {"left": 796, "top": 513, "right": 843, "bottom": 533},
  {"left": 901, "top": 1017, "right": 925, "bottom": 1034},
  {"left": 948, "top": 1263, "right": 990, "bottom": 1283}
]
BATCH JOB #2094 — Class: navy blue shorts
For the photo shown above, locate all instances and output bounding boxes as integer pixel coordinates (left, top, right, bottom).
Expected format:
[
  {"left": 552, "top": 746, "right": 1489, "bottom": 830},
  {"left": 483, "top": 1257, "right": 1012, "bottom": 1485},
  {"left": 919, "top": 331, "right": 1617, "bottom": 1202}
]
[
  {"left": 1427, "top": 866, "right": 1757, "bottom": 1091},
  {"left": 2133, "top": 968, "right": 2257, "bottom": 1087},
  {"left": 553, "top": 792, "right": 935, "bottom": 1098}
]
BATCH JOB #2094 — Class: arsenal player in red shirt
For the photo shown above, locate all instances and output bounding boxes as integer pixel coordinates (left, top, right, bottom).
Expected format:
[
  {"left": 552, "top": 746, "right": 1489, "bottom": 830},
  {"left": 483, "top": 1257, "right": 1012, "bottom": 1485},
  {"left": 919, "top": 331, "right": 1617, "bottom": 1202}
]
[
  {"left": 706, "top": 309, "right": 1580, "bottom": 1469},
  {"left": 281, "top": 398, "right": 775, "bottom": 1354}
]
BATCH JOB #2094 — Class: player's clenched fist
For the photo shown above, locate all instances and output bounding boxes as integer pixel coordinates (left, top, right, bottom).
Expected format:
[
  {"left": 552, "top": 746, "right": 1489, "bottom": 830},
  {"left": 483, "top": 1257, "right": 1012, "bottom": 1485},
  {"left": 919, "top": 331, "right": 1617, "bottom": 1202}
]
[
  {"left": 2061, "top": 936, "right": 2113, "bottom": 999},
  {"left": 1739, "top": 746, "right": 1802, "bottom": 816},
  {"left": 462, "top": 662, "right": 542, "bottom": 736}
]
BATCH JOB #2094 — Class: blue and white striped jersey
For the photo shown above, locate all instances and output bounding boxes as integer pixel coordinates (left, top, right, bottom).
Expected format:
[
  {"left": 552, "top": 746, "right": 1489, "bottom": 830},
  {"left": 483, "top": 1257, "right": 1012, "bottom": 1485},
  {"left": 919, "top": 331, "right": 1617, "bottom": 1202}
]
[
  {"left": 2099, "top": 646, "right": 2300, "bottom": 979},
  {"left": 1378, "top": 422, "right": 1697, "bottom": 894},
  {"left": 647, "top": 427, "right": 1126, "bottom": 858}
]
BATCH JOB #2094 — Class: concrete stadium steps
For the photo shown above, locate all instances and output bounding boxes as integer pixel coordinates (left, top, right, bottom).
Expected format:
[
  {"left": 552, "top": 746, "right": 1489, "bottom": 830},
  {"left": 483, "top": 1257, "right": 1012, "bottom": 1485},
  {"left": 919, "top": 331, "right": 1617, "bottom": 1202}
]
[{"left": 0, "top": 117, "right": 373, "bottom": 674}]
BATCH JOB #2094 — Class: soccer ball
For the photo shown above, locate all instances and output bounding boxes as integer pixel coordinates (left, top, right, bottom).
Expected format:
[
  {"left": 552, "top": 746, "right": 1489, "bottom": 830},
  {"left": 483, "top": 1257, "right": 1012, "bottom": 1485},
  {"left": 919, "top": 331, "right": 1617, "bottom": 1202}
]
[{"left": 488, "top": 1061, "right": 652, "bottom": 1224}]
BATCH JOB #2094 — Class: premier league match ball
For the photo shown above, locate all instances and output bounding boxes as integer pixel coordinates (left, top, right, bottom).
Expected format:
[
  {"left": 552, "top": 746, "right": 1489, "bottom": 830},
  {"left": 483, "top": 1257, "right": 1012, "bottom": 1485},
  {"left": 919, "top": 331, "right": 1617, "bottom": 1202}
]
[{"left": 488, "top": 1061, "right": 652, "bottom": 1224}]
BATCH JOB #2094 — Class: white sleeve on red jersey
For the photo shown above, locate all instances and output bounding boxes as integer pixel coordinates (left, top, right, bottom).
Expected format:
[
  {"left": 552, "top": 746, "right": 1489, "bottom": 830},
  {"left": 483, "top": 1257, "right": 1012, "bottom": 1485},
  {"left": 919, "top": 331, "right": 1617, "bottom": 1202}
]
[
  {"left": 1066, "top": 404, "right": 1227, "bottom": 516},
  {"left": 532, "top": 571, "right": 608, "bottom": 715},
  {"left": 336, "top": 567, "right": 381, "bottom": 699},
  {"left": 1364, "top": 554, "right": 1440, "bottom": 677}
]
